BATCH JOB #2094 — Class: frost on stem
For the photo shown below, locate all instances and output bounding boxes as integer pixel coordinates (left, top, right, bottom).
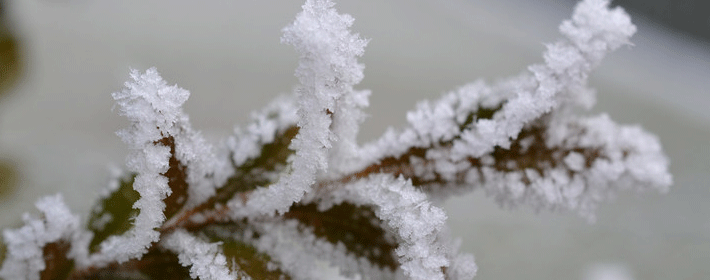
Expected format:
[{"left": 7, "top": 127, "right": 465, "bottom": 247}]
[{"left": 0, "top": 0, "right": 672, "bottom": 279}]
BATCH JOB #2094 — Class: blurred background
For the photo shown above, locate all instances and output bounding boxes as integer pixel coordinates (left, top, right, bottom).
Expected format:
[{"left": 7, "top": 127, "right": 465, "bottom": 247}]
[{"left": 0, "top": 0, "right": 708, "bottom": 279}]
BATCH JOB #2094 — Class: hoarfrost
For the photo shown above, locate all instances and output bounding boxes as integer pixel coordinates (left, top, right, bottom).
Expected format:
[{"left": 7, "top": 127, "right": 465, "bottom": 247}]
[
  {"left": 310, "top": 174, "right": 476, "bottom": 280},
  {"left": 162, "top": 229, "right": 239, "bottom": 280},
  {"left": 231, "top": 0, "right": 369, "bottom": 217},
  {"left": 91, "top": 68, "right": 219, "bottom": 266},
  {"left": 0, "top": 0, "right": 673, "bottom": 278}
]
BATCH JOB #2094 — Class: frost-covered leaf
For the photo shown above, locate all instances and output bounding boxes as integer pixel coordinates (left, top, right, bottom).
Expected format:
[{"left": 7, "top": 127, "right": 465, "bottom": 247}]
[
  {"left": 162, "top": 228, "right": 290, "bottom": 280},
  {"left": 310, "top": 175, "right": 476, "bottom": 280},
  {"left": 217, "top": 126, "right": 298, "bottom": 205},
  {"left": 284, "top": 202, "right": 398, "bottom": 270},
  {"left": 72, "top": 248, "right": 191, "bottom": 280},
  {"left": 200, "top": 224, "right": 291, "bottom": 280},
  {"left": 90, "top": 67, "right": 220, "bottom": 266},
  {"left": 164, "top": 126, "right": 299, "bottom": 231},
  {"left": 347, "top": 0, "right": 670, "bottom": 220},
  {"left": 87, "top": 174, "right": 139, "bottom": 253},
  {"left": 231, "top": 0, "right": 370, "bottom": 217},
  {"left": 0, "top": 0, "right": 672, "bottom": 278}
]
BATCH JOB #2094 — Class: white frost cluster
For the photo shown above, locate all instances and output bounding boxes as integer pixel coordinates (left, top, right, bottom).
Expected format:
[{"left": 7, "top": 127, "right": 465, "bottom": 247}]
[
  {"left": 91, "top": 68, "right": 219, "bottom": 265},
  {"left": 227, "top": 95, "right": 298, "bottom": 168},
  {"left": 231, "top": 0, "right": 369, "bottom": 217},
  {"left": 355, "top": 0, "right": 670, "bottom": 218},
  {"left": 363, "top": 0, "right": 636, "bottom": 160},
  {"left": 476, "top": 114, "right": 672, "bottom": 220},
  {"left": 0, "top": 195, "right": 90, "bottom": 280},
  {"left": 162, "top": 229, "right": 239, "bottom": 280},
  {"left": 309, "top": 174, "right": 476, "bottom": 280}
]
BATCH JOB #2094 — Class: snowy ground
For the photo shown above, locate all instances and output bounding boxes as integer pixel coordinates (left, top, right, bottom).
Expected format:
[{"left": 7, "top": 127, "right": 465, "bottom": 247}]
[{"left": 1, "top": 0, "right": 708, "bottom": 279}]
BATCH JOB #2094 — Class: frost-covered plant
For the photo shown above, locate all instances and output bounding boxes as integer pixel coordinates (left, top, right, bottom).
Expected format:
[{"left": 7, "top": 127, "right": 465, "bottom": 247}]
[{"left": 0, "top": 0, "right": 672, "bottom": 279}]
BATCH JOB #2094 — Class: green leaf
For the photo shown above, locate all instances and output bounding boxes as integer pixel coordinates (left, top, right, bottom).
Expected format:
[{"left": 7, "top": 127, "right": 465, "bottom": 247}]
[
  {"left": 201, "top": 224, "right": 291, "bottom": 279},
  {"left": 86, "top": 175, "right": 139, "bottom": 253},
  {"left": 40, "top": 241, "right": 74, "bottom": 280},
  {"left": 284, "top": 202, "right": 399, "bottom": 270}
]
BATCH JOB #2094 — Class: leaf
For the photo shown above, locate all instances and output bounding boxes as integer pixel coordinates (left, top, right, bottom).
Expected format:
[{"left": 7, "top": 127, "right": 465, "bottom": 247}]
[
  {"left": 198, "top": 224, "right": 291, "bottom": 280},
  {"left": 196, "top": 126, "right": 298, "bottom": 211},
  {"left": 221, "top": 239, "right": 289, "bottom": 279},
  {"left": 40, "top": 241, "right": 74, "bottom": 280},
  {"left": 86, "top": 175, "right": 140, "bottom": 253},
  {"left": 134, "top": 249, "right": 192, "bottom": 280},
  {"left": 284, "top": 202, "right": 398, "bottom": 270},
  {"left": 71, "top": 248, "right": 192, "bottom": 280}
]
